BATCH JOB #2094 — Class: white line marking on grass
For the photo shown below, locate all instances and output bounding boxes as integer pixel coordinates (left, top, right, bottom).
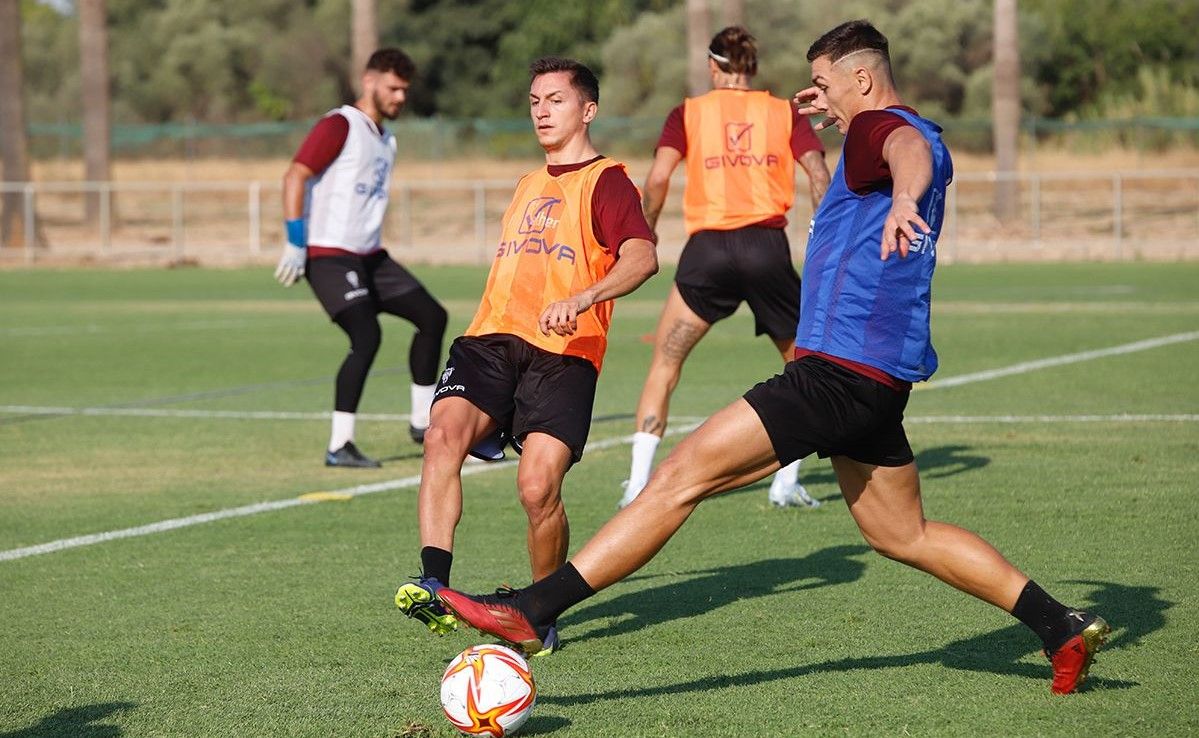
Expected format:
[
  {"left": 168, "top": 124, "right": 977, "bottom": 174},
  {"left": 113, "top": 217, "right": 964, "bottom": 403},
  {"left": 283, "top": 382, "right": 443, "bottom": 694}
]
[
  {"left": 4, "top": 330, "right": 1195, "bottom": 563},
  {"left": 924, "top": 330, "right": 1199, "bottom": 390},
  {"left": 906, "top": 413, "right": 1199, "bottom": 424},
  {"left": 0, "top": 319, "right": 253, "bottom": 337},
  {"left": 0, "top": 423, "right": 701, "bottom": 563},
  {"left": 0, "top": 406, "right": 414, "bottom": 422},
  {"left": 6, "top": 332, "right": 1193, "bottom": 420},
  {"left": 0, "top": 406, "right": 714, "bottom": 423},
  {"left": 0, "top": 369, "right": 415, "bottom": 426}
]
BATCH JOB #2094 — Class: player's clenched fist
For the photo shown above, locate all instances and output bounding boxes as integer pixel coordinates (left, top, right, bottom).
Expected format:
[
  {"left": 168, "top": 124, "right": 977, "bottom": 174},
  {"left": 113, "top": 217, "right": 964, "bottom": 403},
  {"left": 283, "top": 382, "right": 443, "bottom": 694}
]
[{"left": 539, "top": 294, "right": 594, "bottom": 336}]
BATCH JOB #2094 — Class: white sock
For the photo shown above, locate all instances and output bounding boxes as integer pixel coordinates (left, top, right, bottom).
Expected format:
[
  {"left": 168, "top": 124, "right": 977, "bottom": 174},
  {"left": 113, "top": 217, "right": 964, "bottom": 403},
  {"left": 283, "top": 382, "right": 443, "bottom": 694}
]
[
  {"left": 626, "top": 432, "right": 661, "bottom": 497},
  {"left": 770, "top": 460, "right": 801, "bottom": 496},
  {"left": 410, "top": 383, "right": 436, "bottom": 429},
  {"left": 329, "top": 411, "right": 356, "bottom": 452}
]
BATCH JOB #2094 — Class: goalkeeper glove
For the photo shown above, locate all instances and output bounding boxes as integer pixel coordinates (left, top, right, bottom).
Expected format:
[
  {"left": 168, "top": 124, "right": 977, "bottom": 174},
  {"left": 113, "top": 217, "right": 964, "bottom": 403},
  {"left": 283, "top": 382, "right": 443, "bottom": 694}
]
[{"left": 274, "top": 218, "right": 307, "bottom": 287}]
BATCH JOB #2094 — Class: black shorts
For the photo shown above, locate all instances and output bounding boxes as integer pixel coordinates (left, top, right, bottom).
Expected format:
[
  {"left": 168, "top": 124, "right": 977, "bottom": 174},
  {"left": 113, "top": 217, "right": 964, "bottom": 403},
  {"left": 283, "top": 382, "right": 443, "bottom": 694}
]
[
  {"left": 674, "top": 226, "right": 801, "bottom": 339},
  {"left": 432, "top": 334, "right": 598, "bottom": 463},
  {"left": 306, "top": 250, "right": 423, "bottom": 319},
  {"left": 743, "top": 355, "right": 914, "bottom": 467}
]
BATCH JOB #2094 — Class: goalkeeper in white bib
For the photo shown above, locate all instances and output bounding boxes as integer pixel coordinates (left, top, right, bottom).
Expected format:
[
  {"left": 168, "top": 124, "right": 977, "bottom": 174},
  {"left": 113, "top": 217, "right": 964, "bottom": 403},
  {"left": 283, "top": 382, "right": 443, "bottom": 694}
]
[{"left": 274, "top": 48, "right": 447, "bottom": 467}]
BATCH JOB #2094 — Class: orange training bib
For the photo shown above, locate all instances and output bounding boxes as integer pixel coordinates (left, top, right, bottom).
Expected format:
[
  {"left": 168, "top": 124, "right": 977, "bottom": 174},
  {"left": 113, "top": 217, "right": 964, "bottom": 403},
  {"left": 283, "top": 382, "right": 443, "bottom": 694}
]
[
  {"left": 466, "top": 158, "right": 625, "bottom": 372},
  {"left": 682, "top": 90, "right": 796, "bottom": 235}
]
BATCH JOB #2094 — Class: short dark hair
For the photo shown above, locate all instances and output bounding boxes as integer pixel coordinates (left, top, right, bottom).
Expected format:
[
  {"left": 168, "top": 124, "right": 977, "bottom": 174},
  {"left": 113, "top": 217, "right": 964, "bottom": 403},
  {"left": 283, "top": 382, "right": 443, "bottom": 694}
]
[
  {"left": 709, "top": 26, "right": 757, "bottom": 76},
  {"left": 806, "top": 20, "right": 890, "bottom": 65},
  {"left": 366, "top": 48, "right": 416, "bottom": 80},
  {"left": 529, "top": 56, "right": 600, "bottom": 104}
]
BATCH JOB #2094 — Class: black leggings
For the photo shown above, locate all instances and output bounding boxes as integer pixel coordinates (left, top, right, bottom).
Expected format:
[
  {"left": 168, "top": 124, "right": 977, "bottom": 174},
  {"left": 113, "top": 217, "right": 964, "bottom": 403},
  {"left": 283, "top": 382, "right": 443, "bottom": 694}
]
[{"left": 331, "top": 287, "right": 448, "bottom": 413}]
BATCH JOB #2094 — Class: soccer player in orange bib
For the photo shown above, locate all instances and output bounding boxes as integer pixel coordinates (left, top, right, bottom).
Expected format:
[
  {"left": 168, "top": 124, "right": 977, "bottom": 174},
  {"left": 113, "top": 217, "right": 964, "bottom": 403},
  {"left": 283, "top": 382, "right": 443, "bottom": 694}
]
[
  {"left": 394, "top": 57, "right": 659, "bottom": 654},
  {"left": 620, "top": 26, "right": 832, "bottom": 509}
]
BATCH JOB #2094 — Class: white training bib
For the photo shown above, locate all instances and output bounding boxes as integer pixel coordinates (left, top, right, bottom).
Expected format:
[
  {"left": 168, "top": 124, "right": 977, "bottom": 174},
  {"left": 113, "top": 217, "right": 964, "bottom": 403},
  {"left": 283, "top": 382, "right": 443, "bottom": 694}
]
[{"left": 305, "top": 105, "right": 397, "bottom": 253}]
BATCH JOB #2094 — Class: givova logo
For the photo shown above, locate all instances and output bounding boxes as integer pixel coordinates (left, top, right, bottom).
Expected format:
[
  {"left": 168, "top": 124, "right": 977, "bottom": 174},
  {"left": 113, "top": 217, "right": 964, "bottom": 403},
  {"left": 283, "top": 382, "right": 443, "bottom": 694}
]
[
  {"left": 705, "top": 121, "right": 778, "bottom": 169},
  {"left": 519, "top": 197, "right": 561, "bottom": 234},
  {"left": 499, "top": 195, "right": 575, "bottom": 264},
  {"left": 725, "top": 122, "right": 753, "bottom": 152},
  {"left": 436, "top": 365, "right": 463, "bottom": 395}
]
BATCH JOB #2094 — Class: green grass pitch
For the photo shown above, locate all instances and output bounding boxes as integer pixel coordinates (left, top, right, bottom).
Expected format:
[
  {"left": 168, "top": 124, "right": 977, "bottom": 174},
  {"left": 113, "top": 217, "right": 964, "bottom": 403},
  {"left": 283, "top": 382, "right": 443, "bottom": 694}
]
[{"left": 1, "top": 262, "right": 1197, "bottom": 737}]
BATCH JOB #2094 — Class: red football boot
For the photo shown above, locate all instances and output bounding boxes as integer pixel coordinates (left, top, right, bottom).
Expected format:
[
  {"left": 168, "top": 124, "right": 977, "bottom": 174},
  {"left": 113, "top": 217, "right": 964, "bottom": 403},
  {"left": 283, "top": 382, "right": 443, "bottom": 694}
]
[
  {"left": 1048, "top": 613, "right": 1111, "bottom": 694},
  {"left": 438, "top": 587, "right": 546, "bottom": 656}
]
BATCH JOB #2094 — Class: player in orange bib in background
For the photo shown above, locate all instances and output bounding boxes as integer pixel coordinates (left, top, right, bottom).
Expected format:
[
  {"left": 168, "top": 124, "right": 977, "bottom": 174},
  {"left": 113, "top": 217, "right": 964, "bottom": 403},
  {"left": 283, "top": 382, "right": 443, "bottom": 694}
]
[
  {"left": 394, "top": 57, "right": 659, "bottom": 654},
  {"left": 620, "top": 26, "right": 832, "bottom": 509}
]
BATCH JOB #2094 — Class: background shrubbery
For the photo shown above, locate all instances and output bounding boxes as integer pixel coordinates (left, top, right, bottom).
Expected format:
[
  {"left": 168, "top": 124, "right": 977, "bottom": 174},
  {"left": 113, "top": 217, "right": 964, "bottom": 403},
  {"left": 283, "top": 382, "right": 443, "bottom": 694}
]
[{"left": 20, "top": 0, "right": 1199, "bottom": 126}]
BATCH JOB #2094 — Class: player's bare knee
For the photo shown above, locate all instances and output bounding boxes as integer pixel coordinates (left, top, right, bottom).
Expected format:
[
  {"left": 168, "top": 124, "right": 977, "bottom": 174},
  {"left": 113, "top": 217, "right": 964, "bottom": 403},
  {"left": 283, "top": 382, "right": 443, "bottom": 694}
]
[
  {"left": 516, "top": 463, "right": 559, "bottom": 496},
  {"left": 650, "top": 455, "right": 683, "bottom": 486},
  {"left": 517, "top": 476, "right": 562, "bottom": 519},
  {"left": 864, "top": 531, "right": 924, "bottom": 565},
  {"left": 422, "top": 424, "right": 468, "bottom": 460},
  {"left": 644, "top": 457, "right": 701, "bottom": 506},
  {"left": 867, "top": 540, "right": 904, "bottom": 563}
]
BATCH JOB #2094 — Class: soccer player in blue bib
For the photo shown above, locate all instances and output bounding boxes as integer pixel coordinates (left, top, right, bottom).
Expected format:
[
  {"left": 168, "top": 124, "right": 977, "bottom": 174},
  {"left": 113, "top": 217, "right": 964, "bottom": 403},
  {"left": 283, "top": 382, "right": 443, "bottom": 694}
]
[{"left": 434, "top": 20, "right": 1110, "bottom": 695}]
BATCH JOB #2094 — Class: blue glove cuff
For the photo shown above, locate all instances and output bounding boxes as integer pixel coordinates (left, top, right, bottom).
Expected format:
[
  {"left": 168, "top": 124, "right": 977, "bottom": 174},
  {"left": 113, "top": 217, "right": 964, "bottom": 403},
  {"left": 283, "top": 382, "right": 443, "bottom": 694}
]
[{"left": 285, "top": 219, "right": 307, "bottom": 248}]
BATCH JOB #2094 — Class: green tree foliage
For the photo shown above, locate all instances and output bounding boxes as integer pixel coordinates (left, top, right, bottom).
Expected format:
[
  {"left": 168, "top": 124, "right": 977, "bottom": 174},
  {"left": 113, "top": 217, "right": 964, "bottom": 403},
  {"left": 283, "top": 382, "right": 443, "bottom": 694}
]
[
  {"left": 1022, "top": 0, "right": 1199, "bottom": 118},
  {"left": 601, "top": 0, "right": 1006, "bottom": 120},
  {"left": 600, "top": 0, "right": 1056, "bottom": 123},
  {"left": 21, "top": 0, "right": 79, "bottom": 123},
  {"left": 382, "top": 0, "right": 672, "bottom": 118},
  {"left": 23, "top": 0, "right": 349, "bottom": 123},
  {"left": 18, "top": 0, "right": 1199, "bottom": 126},
  {"left": 599, "top": 5, "right": 686, "bottom": 119}
]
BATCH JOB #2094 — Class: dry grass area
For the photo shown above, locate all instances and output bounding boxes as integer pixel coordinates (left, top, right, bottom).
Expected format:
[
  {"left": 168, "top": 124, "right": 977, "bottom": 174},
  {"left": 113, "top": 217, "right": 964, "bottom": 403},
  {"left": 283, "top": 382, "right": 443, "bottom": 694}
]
[{"left": 5, "top": 146, "right": 1198, "bottom": 267}]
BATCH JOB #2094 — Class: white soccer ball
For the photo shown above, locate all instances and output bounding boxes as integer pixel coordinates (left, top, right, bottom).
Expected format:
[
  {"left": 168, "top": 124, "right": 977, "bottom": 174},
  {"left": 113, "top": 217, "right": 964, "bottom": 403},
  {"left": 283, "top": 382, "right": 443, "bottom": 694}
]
[{"left": 440, "top": 644, "right": 537, "bottom": 737}]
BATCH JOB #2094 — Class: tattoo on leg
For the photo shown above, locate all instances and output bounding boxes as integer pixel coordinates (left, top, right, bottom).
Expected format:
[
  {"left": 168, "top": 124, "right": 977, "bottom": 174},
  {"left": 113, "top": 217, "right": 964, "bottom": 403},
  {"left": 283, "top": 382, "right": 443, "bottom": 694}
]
[
  {"left": 640, "top": 415, "right": 665, "bottom": 434},
  {"left": 662, "top": 320, "right": 704, "bottom": 361}
]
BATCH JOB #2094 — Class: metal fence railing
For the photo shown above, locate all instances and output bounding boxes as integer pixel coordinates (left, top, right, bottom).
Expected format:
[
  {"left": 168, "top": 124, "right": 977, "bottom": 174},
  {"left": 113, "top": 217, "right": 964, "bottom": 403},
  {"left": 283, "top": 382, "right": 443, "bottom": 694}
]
[{"left": 3, "top": 169, "right": 1199, "bottom": 266}]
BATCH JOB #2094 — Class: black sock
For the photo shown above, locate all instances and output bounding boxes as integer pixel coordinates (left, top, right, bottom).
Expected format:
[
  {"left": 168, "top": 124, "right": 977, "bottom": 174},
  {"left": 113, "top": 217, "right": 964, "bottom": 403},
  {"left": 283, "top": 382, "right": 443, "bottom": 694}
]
[
  {"left": 421, "top": 546, "right": 453, "bottom": 586},
  {"left": 521, "top": 563, "right": 596, "bottom": 627},
  {"left": 1011, "top": 579, "right": 1077, "bottom": 653}
]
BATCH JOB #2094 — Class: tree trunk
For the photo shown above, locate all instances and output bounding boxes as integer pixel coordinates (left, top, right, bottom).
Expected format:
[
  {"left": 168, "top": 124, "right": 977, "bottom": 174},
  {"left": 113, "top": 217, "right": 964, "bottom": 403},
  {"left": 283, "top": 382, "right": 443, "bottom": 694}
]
[
  {"left": 79, "top": 0, "right": 111, "bottom": 225},
  {"left": 351, "top": 0, "right": 378, "bottom": 96},
  {"left": 0, "top": 0, "right": 34, "bottom": 249},
  {"left": 992, "top": 0, "right": 1020, "bottom": 223},
  {"left": 721, "top": 0, "right": 744, "bottom": 28},
  {"left": 686, "top": 0, "right": 711, "bottom": 97}
]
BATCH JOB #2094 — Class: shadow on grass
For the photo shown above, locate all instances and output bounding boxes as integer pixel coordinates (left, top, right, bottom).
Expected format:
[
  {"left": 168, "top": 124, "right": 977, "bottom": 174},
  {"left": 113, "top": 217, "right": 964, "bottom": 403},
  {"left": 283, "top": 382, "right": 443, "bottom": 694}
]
[
  {"left": 0, "top": 702, "right": 135, "bottom": 738},
  {"left": 729, "top": 444, "right": 992, "bottom": 502},
  {"left": 521, "top": 714, "right": 571, "bottom": 735},
  {"left": 917, "top": 444, "right": 991, "bottom": 479},
  {"left": 544, "top": 580, "right": 1163, "bottom": 705},
  {"left": 564, "top": 545, "right": 871, "bottom": 646}
]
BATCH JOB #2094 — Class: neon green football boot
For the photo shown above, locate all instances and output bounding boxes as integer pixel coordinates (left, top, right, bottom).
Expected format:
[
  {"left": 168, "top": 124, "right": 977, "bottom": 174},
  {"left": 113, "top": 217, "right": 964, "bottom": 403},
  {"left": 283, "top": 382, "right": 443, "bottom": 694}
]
[{"left": 395, "top": 577, "right": 458, "bottom": 636}]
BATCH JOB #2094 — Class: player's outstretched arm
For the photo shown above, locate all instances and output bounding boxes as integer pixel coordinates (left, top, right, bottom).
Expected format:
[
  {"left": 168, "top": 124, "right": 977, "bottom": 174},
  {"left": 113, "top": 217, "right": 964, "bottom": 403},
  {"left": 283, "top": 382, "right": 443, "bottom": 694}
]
[
  {"left": 641, "top": 146, "right": 683, "bottom": 233},
  {"left": 879, "top": 126, "right": 933, "bottom": 261},
  {"left": 539, "top": 239, "right": 658, "bottom": 336}
]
